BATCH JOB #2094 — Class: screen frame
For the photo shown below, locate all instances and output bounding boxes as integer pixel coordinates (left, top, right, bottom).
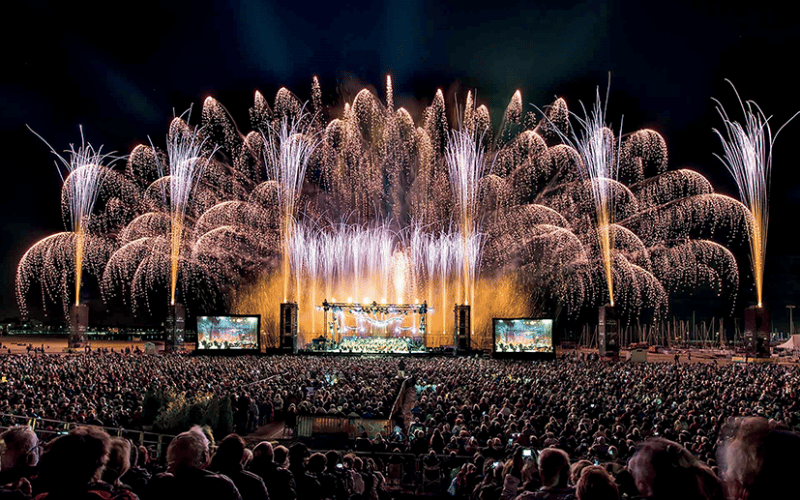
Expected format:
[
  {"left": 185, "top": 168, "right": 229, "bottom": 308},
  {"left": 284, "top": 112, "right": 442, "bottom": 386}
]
[
  {"left": 195, "top": 314, "right": 262, "bottom": 353},
  {"left": 491, "top": 317, "right": 555, "bottom": 357}
]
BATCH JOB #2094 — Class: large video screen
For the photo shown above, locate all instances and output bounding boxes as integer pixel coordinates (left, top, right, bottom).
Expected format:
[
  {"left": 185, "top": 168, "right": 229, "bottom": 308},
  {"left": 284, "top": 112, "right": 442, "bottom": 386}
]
[
  {"left": 196, "top": 315, "right": 260, "bottom": 351},
  {"left": 493, "top": 318, "right": 554, "bottom": 353}
]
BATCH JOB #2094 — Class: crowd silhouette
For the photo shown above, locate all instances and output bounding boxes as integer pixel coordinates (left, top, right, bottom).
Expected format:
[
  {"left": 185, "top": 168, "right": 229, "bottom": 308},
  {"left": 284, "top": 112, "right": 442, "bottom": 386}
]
[{"left": 1, "top": 351, "right": 799, "bottom": 499}]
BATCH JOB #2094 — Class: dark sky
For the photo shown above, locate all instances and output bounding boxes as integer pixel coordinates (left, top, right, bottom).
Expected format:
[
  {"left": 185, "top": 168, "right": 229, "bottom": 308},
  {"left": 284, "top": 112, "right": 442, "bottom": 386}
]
[{"left": 3, "top": 1, "right": 800, "bottom": 325}]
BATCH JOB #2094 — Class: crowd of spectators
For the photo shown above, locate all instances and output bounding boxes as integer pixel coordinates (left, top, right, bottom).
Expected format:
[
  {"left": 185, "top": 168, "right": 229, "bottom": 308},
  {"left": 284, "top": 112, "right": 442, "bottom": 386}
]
[
  {"left": 2, "top": 415, "right": 800, "bottom": 499},
  {"left": 1, "top": 351, "right": 800, "bottom": 499},
  {"left": 0, "top": 354, "right": 403, "bottom": 431}
]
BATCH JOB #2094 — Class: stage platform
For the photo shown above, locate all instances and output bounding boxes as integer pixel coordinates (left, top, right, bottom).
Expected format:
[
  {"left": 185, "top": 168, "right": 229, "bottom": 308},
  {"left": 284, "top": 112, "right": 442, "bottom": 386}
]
[{"left": 299, "top": 349, "right": 434, "bottom": 357}]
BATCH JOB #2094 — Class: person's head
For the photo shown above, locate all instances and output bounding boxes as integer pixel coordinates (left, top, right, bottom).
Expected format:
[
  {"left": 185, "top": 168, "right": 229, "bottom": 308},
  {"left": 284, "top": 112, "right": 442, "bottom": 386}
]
[
  {"left": 538, "top": 448, "right": 571, "bottom": 489},
  {"left": 576, "top": 466, "right": 619, "bottom": 500},
  {"left": 210, "top": 434, "right": 246, "bottom": 470},
  {"left": 37, "top": 426, "right": 111, "bottom": 490},
  {"left": 166, "top": 426, "right": 210, "bottom": 471},
  {"left": 325, "top": 450, "right": 341, "bottom": 469},
  {"left": 288, "top": 442, "right": 309, "bottom": 466},
  {"left": 102, "top": 437, "right": 131, "bottom": 485},
  {"left": 628, "top": 438, "right": 722, "bottom": 500},
  {"left": 0, "top": 425, "right": 39, "bottom": 470},
  {"left": 242, "top": 448, "right": 253, "bottom": 467},
  {"left": 308, "top": 452, "right": 327, "bottom": 474},
  {"left": 253, "top": 441, "right": 274, "bottom": 463},
  {"left": 717, "top": 416, "right": 800, "bottom": 500},
  {"left": 273, "top": 445, "right": 289, "bottom": 467},
  {"left": 571, "top": 459, "right": 593, "bottom": 485}
]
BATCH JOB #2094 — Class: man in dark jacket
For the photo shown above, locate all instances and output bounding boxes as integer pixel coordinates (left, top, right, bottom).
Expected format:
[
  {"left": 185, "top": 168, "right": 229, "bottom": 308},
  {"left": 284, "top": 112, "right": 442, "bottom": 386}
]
[
  {"left": 208, "top": 434, "right": 269, "bottom": 500},
  {"left": 248, "top": 442, "right": 296, "bottom": 500}
]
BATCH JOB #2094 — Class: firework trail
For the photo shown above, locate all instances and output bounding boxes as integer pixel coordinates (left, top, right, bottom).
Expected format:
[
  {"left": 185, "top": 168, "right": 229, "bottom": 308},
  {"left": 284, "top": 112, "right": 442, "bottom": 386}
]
[
  {"left": 261, "top": 108, "right": 320, "bottom": 302},
  {"left": 153, "top": 110, "right": 216, "bottom": 306},
  {"left": 25, "top": 126, "right": 117, "bottom": 308},
  {"left": 570, "top": 88, "right": 622, "bottom": 306},
  {"left": 445, "top": 127, "right": 490, "bottom": 304},
  {"left": 712, "top": 80, "right": 799, "bottom": 307}
]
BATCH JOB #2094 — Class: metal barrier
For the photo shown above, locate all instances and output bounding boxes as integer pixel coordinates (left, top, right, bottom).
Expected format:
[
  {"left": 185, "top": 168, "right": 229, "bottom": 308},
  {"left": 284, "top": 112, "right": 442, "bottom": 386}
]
[
  {"left": 0, "top": 413, "right": 176, "bottom": 459},
  {"left": 296, "top": 415, "right": 392, "bottom": 438},
  {"left": 296, "top": 375, "right": 409, "bottom": 439}
]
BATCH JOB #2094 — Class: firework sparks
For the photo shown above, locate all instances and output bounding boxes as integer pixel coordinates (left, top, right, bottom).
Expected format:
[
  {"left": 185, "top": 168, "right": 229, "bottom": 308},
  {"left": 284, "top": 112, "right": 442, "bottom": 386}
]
[
  {"left": 712, "top": 80, "right": 799, "bottom": 307},
  {"left": 17, "top": 78, "right": 748, "bottom": 348}
]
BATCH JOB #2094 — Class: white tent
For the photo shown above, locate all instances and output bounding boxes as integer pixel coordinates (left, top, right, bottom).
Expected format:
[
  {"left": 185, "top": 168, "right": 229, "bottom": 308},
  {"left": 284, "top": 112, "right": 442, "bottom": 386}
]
[{"left": 777, "top": 335, "right": 800, "bottom": 350}]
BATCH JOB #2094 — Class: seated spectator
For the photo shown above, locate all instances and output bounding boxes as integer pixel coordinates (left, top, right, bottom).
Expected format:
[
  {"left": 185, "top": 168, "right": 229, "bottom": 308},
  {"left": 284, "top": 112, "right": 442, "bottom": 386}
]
[
  {"left": 515, "top": 448, "right": 575, "bottom": 500},
  {"left": 145, "top": 426, "right": 241, "bottom": 500},
  {"left": 0, "top": 426, "right": 39, "bottom": 486},
  {"left": 319, "top": 451, "right": 347, "bottom": 500},
  {"left": 304, "top": 453, "right": 327, "bottom": 500},
  {"left": 101, "top": 438, "right": 133, "bottom": 491},
  {"left": 34, "top": 426, "right": 137, "bottom": 499},
  {"left": 569, "top": 460, "right": 592, "bottom": 487},
  {"left": 575, "top": 466, "right": 619, "bottom": 500},
  {"left": 248, "top": 442, "right": 295, "bottom": 500},
  {"left": 208, "top": 434, "right": 268, "bottom": 500},
  {"left": 627, "top": 438, "right": 722, "bottom": 500},
  {"left": 716, "top": 416, "right": 800, "bottom": 500},
  {"left": 119, "top": 445, "right": 150, "bottom": 498}
]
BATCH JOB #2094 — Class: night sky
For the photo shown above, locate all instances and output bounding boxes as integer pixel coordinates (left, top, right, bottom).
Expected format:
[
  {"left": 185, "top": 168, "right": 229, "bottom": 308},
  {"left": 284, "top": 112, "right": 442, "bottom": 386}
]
[{"left": 3, "top": 1, "right": 800, "bottom": 326}]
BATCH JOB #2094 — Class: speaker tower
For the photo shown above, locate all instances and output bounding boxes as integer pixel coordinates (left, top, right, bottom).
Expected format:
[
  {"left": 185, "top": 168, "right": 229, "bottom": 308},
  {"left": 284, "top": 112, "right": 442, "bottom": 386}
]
[
  {"left": 280, "top": 302, "right": 298, "bottom": 353},
  {"left": 454, "top": 305, "right": 471, "bottom": 355}
]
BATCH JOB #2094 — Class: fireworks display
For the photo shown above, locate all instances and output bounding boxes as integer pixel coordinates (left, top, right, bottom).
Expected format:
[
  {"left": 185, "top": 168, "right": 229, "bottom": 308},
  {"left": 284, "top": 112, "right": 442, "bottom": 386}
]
[
  {"left": 713, "top": 81, "right": 799, "bottom": 308},
  {"left": 16, "top": 79, "right": 752, "bottom": 348}
]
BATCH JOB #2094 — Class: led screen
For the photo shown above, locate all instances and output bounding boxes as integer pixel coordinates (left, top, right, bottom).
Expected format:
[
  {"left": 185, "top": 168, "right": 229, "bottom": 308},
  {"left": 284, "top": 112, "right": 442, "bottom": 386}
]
[
  {"left": 197, "top": 315, "right": 260, "bottom": 350},
  {"left": 493, "top": 318, "right": 554, "bottom": 353}
]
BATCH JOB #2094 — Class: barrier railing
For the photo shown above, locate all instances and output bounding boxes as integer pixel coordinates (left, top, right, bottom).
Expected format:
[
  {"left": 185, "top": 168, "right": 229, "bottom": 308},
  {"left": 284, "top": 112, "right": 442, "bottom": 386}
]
[
  {"left": 296, "top": 415, "right": 392, "bottom": 438},
  {"left": 0, "top": 413, "right": 176, "bottom": 459}
]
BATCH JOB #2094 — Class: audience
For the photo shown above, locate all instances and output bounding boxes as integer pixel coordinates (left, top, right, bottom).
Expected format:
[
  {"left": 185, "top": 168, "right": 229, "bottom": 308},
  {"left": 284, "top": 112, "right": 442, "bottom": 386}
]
[{"left": 0, "top": 351, "right": 799, "bottom": 500}]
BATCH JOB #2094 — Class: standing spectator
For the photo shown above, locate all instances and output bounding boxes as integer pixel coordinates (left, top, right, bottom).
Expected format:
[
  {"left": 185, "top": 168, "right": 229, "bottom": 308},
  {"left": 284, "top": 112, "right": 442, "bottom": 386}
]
[{"left": 284, "top": 404, "right": 297, "bottom": 438}]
